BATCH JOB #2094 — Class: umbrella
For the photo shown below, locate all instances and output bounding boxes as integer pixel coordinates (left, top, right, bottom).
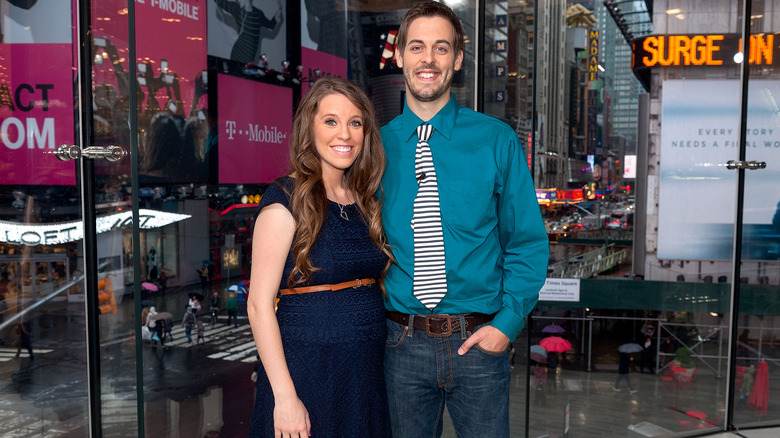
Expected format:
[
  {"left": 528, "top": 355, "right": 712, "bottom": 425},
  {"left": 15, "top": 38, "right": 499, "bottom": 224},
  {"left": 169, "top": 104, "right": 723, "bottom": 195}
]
[
  {"left": 189, "top": 292, "right": 204, "bottom": 301},
  {"left": 749, "top": 360, "right": 769, "bottom": 415},
  {"left": 141, "top": 282, "right": 158, "bottom": 292},
  {"left": 141, "top": 300, "right": 156, "bottom": 308},
  {"left": 150, "top": 311, "right": 173, "bottom": 321},
  {"left": 530, "top": 345, "right": 548, "bottom": 364},
  {"left": 618, "top": 343, "right": 644, "bottom": 353},
  {"left": 540, "top": 336, "right": 572, "bottom": 353},
  {"left": 542, "top": 324, "right": 566, "bottom": 334},
  {"left": 226, "top": 284, "right": 247, "bottom": 294}
]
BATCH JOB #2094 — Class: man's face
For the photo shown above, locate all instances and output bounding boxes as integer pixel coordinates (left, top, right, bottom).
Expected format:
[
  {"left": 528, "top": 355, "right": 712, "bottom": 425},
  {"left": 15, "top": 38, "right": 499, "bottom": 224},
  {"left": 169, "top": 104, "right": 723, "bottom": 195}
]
[{"left": 396, "top": 16, "right": 463, "bottom": 106}]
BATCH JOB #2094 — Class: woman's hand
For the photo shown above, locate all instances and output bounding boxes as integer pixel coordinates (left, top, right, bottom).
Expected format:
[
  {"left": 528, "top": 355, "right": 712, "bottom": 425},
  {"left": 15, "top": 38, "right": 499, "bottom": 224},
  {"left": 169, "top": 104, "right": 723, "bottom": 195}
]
[{"left": 273, "top": 395, "right": 311, "bottom": 437}]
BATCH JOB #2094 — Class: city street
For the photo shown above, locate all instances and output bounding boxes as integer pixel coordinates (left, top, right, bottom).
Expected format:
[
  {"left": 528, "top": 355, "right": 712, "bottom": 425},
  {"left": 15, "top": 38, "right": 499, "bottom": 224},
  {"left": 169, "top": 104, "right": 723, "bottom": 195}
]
[{"left": 1, "top": 282, "right": 780, "bottom": 437}]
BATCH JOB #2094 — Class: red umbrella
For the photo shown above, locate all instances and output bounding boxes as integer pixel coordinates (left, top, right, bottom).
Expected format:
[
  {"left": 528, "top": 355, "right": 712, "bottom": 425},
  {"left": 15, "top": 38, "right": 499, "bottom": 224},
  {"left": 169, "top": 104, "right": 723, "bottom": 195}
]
[
  {"left": 749, "top": 360, "right": 769, "bottom": 415},
  {"left": 540, "top": 336, "right": 572, "bottom": 353}
]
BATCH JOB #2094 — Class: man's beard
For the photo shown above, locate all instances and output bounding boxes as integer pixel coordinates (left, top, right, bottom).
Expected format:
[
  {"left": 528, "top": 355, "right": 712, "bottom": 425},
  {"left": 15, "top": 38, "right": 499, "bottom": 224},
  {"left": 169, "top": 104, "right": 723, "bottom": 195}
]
[{"left": 404, "top": 64, "right": 453, "bottom": 103}]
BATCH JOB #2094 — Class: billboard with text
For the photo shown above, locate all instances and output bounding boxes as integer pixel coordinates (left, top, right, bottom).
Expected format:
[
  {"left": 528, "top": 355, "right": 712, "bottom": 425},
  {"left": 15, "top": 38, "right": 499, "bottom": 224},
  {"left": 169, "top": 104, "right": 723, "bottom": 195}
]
[
  {"left": 658, "top": 80, "right": 780, "bottom": 260},
  {"left": 218, "top": 74, "right": 291, "bottom": 184}
]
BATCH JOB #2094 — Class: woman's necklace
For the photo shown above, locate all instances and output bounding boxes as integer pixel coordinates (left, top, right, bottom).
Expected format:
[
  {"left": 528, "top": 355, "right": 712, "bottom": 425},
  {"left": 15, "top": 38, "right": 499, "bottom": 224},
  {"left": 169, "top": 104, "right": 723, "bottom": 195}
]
[
  {"left": 327, "top": 191, "right": 350, "bottom": 221},
  {"left": 335, "top": 201, "right": 349, "bottom": 221}
]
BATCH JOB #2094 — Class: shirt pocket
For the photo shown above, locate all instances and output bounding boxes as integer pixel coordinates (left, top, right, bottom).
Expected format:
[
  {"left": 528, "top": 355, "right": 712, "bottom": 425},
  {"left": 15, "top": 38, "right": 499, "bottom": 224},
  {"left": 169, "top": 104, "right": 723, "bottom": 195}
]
[{"left": 446, "top": 180, "right": 495, "bottom": 231}]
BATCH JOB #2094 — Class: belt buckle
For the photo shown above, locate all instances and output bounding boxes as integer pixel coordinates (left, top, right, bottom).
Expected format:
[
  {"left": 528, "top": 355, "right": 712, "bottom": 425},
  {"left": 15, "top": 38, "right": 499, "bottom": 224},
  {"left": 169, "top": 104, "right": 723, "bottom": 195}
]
[
  {"left": 352, "top": 279, "right": 363, "bottom": 289},
  {"left": 425, "top": 314, "right": 452, "bottom": 337}
]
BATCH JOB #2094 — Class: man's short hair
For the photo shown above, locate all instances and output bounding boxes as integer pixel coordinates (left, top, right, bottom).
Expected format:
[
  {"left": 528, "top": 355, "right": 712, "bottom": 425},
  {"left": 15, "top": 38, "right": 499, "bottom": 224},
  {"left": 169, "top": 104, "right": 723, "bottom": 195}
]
[{"left": 396, "top": 1, "right": 465, "bottom": 55}]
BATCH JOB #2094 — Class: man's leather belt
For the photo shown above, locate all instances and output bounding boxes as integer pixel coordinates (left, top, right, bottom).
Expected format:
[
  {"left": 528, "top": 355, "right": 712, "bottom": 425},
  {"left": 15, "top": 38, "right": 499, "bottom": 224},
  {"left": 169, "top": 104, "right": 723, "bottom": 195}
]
[
  {"left": 279, "top": 278, "right": 376, "bottom": 296},
  {"left": 386, "top": 311, "right": 495, "bottom": 337}
]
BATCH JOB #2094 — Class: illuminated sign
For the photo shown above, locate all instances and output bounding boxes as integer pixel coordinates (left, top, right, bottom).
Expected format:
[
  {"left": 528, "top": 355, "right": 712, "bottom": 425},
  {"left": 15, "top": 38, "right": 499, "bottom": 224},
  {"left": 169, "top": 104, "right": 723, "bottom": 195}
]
[
  {"left": 0, "top": 209, "right": 191, "bottom": 246},
  {"left": 586, "top": 30, "right": 600, "bottom": 155},
  {"left": 623, "top": 155, "right": 637, "bottom": 179},
  {"left": 536, "top": 188, "right": 557, "bottom": 204},
  {"left": 588, "top": 30, "right": 599, "bottom": 81},
  {"left": 635, "top": 33, "right": 775, "bottom": 67},
  {"left": 632, "top": 33, "right": 778, "bottom": 90}
]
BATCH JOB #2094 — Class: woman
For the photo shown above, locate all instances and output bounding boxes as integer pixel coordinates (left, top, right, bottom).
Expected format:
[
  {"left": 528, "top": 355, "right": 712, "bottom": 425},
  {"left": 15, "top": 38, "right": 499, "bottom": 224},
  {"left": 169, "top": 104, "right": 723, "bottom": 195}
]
[{"left": 247, "top": 76, "right": 393, "bottom": 437}]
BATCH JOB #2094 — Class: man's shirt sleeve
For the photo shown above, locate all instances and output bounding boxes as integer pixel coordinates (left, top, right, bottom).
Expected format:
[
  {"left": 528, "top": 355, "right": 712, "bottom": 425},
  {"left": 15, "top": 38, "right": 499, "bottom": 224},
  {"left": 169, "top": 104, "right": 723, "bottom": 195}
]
[{"left": 492, "top": 128, "right": 550, "bottom": 339}]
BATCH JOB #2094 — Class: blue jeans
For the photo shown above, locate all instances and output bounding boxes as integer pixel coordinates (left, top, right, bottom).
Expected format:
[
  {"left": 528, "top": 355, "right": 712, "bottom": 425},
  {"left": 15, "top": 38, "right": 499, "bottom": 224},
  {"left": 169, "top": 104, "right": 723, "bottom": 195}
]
[
  {"left": 385, "top": 317, "right": 511, "bottom": 438},
  {"left": 185, "top": 324, "right": 192, "bottom": 343}
]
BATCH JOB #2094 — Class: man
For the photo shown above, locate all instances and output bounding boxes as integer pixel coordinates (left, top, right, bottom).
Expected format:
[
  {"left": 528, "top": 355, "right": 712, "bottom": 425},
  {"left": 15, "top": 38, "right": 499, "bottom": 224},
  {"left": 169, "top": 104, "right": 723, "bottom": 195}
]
[
  {"left": 380, "top": 2, "right": 549, "bottom": 437},
  {"left": 225, "top": 292, "right": 239, "bottom": 327}
]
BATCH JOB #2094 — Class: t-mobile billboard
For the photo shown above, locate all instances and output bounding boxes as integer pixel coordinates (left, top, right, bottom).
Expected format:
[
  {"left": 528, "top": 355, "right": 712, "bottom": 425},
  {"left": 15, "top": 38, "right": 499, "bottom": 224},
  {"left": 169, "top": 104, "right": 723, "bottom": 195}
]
[
  {"left": 218, "top": 74, "right": 291, "bottom": 184},
  {"left": 0, "top": 44, "right": 75, "bottom": 185}
]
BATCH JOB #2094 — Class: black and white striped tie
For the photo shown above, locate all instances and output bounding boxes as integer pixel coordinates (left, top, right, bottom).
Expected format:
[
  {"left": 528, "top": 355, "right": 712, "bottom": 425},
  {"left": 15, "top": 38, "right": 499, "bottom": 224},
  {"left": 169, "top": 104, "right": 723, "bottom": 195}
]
[{"left": 413, "top": 123, "right": 447, "bottom": 309}]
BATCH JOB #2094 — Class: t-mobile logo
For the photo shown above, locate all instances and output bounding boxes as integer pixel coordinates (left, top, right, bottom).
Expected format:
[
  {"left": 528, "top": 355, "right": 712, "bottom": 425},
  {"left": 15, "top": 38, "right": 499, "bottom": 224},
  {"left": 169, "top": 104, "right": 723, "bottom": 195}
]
[{"left": 225, "top": 121, "right": 237, "bottom": 139}]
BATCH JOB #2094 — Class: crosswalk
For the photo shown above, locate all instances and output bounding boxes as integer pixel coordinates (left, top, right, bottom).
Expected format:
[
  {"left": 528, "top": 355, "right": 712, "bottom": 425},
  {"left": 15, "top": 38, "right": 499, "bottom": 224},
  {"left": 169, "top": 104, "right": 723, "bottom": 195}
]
[
  {"left": 147, "top": 319, "right": 259, "bottom": 363},
  {"left": 0, "top": 320, "right": 258, "bottom": 364},
  {"left": 0, "top": 347, "right": 53, "bottom": 362}
]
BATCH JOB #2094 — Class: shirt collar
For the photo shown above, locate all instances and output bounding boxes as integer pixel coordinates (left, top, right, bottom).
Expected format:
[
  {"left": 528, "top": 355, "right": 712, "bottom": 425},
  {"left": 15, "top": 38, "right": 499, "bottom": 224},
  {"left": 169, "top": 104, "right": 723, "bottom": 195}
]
[{"left": 400, "top": 93, "right": 459, "bottom": 142}]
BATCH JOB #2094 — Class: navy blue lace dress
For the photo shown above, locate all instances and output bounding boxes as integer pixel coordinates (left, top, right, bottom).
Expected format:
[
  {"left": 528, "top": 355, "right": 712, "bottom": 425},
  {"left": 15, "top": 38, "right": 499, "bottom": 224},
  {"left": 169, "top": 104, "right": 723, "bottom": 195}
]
[{"left": 249, "top": 177, "right": 391, "bottom": 437}]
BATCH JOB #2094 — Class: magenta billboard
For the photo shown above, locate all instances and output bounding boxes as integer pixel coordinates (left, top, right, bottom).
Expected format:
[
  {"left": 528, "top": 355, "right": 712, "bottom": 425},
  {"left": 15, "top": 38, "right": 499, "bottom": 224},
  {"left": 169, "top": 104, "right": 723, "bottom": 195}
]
[
  {"left": 301, "top": 47, "right": 347, "bottom": 95},
  {"left": 0, "top": 44, "right": 76, "bottom": 185},
  {"left": 217, "top": 74, "right": 291, "bottom": 184}
]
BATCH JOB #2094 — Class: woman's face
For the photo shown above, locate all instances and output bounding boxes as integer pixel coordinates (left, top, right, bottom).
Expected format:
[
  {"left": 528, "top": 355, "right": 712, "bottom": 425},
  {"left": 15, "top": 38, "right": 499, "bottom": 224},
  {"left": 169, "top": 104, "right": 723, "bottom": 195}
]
[{"left": 312, "top": 93, "right": 364, "bottom": 177}]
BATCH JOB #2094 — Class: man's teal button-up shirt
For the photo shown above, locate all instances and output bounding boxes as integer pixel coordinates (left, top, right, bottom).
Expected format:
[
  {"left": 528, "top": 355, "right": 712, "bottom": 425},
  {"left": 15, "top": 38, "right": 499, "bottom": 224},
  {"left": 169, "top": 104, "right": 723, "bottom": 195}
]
[{"left": 380, "top": 94, "right": 550, "bottom": 340}]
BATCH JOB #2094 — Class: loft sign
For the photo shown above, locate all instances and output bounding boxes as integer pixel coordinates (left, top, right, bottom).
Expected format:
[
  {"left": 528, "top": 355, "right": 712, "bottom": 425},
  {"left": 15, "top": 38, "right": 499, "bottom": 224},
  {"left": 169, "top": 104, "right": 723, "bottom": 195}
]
[{"left": 0, "top": 209, "right": 191, "bottom": 246}]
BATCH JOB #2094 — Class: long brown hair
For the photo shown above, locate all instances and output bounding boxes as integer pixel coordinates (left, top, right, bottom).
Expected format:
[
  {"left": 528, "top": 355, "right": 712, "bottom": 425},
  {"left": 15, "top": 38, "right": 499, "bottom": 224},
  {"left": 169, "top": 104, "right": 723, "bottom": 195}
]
[{"left": 284, "top": 76, "right": 394, "bottom": 288}]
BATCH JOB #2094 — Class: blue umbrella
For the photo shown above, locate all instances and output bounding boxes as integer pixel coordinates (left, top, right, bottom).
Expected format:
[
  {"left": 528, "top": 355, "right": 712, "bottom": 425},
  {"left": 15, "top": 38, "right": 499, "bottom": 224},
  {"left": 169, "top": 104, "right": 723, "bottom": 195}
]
[
  {"left": 618, "top": 343, "right": 643, "bottom": 353},
  {"left": 530, "top": 345, "right": 548, "bottom": 363}
]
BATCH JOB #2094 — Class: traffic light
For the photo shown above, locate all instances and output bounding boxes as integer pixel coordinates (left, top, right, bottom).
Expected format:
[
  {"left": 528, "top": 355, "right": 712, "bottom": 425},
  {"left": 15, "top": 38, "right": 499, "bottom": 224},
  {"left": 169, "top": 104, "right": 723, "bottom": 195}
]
[{"left": 98, "top": 277, "right": 117, "bottom": 314}]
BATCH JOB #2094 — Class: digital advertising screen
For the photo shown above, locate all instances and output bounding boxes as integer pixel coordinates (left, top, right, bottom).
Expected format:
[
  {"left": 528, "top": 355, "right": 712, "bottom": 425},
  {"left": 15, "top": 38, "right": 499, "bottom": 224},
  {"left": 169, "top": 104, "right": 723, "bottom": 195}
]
[
  {"left": 0, "top": 0, "right": 75, "bottom": 185},
  {"left": 658, "top": 79, "right": 780, "bottom": 261}
]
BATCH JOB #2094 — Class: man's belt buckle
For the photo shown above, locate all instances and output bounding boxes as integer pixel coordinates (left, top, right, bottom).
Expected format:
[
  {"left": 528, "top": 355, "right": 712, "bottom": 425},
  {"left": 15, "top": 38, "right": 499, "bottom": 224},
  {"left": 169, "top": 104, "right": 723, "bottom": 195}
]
[{"left": 425, "top": 314, "right": 452, "bottom": 337}]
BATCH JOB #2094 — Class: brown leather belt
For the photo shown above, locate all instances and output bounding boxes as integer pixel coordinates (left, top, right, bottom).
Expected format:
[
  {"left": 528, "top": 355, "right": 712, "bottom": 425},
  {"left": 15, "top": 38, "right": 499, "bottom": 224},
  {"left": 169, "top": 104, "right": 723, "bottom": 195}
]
[
  {"left": 386, "top": 310, "right": 496, "bottom": 337},
  {"left": 279, "top": 278, "right": 377, "bottom": 296}
]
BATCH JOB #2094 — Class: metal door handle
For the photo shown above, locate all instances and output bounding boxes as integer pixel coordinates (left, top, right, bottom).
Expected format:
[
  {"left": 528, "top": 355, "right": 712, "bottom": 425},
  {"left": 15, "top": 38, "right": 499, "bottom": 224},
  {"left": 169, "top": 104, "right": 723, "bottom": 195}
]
[
  {"left": 52, "top": 145, "right": 127, "bottom": 162},
  {"left": 725, "top": 160, "right": 767, "bottom": 170}
]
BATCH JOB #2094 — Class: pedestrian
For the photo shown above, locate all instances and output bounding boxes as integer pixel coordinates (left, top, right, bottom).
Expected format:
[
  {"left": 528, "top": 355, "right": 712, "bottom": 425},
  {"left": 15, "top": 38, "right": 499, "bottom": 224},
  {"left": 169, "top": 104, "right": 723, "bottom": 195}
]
[
  {"left": 145, "top": 306, "right": 158, "bottom": 330},
  {"left": 146, "top": 306, "right": 162, "bottom": 349},
  {"left": 182, "top": 306, "right": 196, "bottom": 346},
  {"left": 196, "top": 320, "right": 205, "bottom": 344},
  {"left": 739, "top": 364, "right": 756, "bottom": 401},
  {"left": 154, "top": 318, "right": 168, "bottom": 350},
  {"left": 640, "top": 336, "right": 655, "bottom": 373},
  {"left": 614, "top": 352, "right": 637, "bottom": 393},
  {"left": 247, "top": 76, "right": 393, "bottom": 437},
  {"left": 15, "top": 317, "right": 33, "bottom": 360},
  {"left": 225, "top": 292, "right": 238, "bottom": 327},
  {"left": 659, "top": 337, "right": 674, "bottom": 368},
  {"left": 188, "top": 294, "right": 202, "bottom": 316},
  {"left": 199, "top": 264, "right": 209, "bottom": 295},
  {"left": 379, "top": 2, "right": 549, "bottom": 436},
  {"left": 210, "top": 291, "right": 221, "bottom": 324}
]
